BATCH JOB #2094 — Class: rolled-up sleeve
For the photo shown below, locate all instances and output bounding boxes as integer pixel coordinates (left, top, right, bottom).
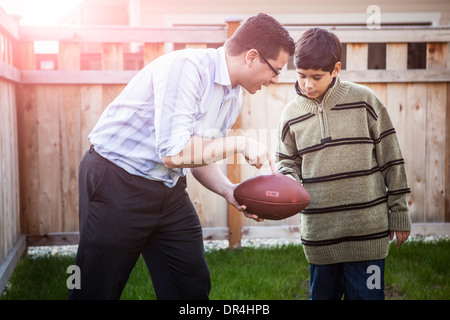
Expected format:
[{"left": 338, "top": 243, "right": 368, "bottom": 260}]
[{"left": 153, "top": 57, "right": 203, "bottom": 159}]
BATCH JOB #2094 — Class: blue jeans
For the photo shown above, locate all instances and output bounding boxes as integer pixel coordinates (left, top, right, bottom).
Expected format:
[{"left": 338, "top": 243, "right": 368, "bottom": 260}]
[{"left": 309, "top": 259, "right": 385, "bottom": 300}]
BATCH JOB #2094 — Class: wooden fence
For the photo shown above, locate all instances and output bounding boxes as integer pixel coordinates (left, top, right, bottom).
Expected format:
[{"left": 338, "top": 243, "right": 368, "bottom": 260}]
[
  {"left": 1, "top": 7, "right": 450, "bottom": 284},
  {"left": 0, "top": 8, "right": 23, "bottom": 292}
]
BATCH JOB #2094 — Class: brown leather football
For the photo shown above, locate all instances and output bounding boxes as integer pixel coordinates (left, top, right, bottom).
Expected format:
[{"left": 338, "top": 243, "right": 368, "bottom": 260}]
[{"left": 233, "top": 173, "right": 311, "bottom": 220}]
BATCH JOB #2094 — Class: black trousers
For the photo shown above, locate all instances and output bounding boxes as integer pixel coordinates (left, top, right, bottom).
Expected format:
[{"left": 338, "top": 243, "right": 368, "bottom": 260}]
[{"left": 67, "top": 147, "right": 211, "bottom": 300}]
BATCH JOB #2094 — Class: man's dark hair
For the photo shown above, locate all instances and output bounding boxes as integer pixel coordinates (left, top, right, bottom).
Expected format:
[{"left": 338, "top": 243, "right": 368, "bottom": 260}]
[
  {"left": 294, "top": 28, "right": 342, "bottom": 73},
  {"left": 225, "top": 13, "right": 295, "bottom": 59}
]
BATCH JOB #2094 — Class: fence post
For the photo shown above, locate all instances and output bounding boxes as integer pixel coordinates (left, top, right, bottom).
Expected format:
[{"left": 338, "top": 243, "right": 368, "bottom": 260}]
[
  {"left": 101, "top": 43, "right": 124, "bottom": 70},
  {"left": 225, "top": 16, "right": 243, "bottom": 248},
  {"left": 143, "top": 43, "right": 164, "bottom": 66}
]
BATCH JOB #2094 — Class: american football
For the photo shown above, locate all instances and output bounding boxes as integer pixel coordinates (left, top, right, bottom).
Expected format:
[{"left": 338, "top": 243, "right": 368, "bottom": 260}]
[{"left": 233, "top": 173, "right": 311, "bottom": 220}]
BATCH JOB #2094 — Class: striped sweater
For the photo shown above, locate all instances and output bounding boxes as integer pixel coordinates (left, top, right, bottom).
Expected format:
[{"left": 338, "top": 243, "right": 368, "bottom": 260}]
[{"left": 276, "top": 76, "right": 411, "bottom": 265}]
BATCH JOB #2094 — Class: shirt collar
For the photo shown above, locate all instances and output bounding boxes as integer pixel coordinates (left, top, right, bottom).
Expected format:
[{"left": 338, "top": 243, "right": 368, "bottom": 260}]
[{"left": 215, "top": 47, "right": 232, "bottom": 87}]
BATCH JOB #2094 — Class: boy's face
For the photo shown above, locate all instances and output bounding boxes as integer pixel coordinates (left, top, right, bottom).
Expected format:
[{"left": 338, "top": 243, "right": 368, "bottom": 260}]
[{"left": 296, "top": 62, "right": 341, "bottom": 101}]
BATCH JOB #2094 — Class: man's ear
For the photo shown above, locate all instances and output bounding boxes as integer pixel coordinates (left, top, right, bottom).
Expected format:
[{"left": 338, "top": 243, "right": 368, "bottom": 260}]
[
  {"left": 331, "top": 62, "right": 341, "bottom": 77},
  {"left": 245, "top": 49, "right": 258, "bottom": 66}
]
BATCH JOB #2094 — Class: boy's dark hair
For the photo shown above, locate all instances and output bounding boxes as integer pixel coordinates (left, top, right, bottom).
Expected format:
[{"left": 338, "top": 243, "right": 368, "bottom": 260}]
[
  {"left": 294, "top": 28, "right": 342, "bottom": 73},
  {"left": 225, "top": 13, "right": 295, "bottom": 59}
]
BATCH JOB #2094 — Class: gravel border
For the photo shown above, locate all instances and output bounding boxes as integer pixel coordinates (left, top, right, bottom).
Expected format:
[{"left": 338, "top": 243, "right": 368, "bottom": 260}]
[
  {"left": 26, "top": 238, "right": 303, "bottom": 257},
  {"left": 26, "top": 235, "right": 448, "bottom": 257}
]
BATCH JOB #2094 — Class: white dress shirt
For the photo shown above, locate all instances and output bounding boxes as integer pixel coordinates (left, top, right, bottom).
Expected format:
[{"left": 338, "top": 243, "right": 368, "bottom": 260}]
[{"left": 89, "top": 47, "right": 242, "bottom": 187}]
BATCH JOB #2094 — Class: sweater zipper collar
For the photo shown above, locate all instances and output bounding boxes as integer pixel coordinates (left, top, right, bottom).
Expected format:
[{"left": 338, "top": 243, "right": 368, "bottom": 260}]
[
  {"left": 295, "top": 78, "right": 338, "bottom": 144},
  {"left": 294, "top": 77, "right": 337, "bottom": 106}
]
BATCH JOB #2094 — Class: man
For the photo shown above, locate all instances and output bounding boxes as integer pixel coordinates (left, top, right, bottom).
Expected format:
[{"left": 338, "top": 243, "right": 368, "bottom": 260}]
[{"left": 67, "top": 13, "right": 295, "bottom": 300}]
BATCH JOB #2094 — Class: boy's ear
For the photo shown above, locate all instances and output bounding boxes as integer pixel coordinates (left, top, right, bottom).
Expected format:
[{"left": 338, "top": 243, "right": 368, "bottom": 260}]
[{"left": 332, "top": 62, "right": 341, "bottom": 77}]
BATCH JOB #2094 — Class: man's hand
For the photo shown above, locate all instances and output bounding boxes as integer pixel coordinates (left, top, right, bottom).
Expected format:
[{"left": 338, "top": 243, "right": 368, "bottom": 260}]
[
  {"left": 162, "top": 135, "right": 275, "bottom": 172},
  {"left": 241, "top": 137, "right": 275, "bottom": 171},
  {"left": 222, "top": 183, "right": 264, "bottom": 222},
  {"left": 390, "top": 230, "right": 410, "bottom": 248},
  {"left": 190, "top": 164, "right": 264, "bottom": 222}
]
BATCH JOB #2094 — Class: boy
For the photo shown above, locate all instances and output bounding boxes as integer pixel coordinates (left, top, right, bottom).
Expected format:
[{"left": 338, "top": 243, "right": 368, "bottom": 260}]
[{"left": 276, "top": 28, "right": 411, "bottom": 300}]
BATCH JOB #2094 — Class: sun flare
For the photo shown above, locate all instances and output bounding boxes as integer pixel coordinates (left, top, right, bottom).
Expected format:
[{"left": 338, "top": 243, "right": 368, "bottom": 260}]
[{"left": 0, "top": 0, "right": 83, "bottom": 26}]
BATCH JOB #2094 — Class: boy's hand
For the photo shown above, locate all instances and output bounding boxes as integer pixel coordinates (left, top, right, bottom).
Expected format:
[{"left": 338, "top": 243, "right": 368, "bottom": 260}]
[{"left": 390, "top": 230, "right": 410, "bottom": 248}]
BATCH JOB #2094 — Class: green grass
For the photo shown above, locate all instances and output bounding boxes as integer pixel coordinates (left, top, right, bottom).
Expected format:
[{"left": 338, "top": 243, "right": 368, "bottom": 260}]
[
  {"left": 384, "top": 240, "right": 450, "bottom": 299},
  {"left": 1, "top": 240, "right": 449, "bottom": 300}
]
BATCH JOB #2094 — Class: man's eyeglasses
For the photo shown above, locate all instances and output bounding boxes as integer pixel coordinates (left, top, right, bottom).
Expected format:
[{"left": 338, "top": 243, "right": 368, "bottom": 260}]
[{"left": 258, "top": 52, "right": 280, "bottom": 77}]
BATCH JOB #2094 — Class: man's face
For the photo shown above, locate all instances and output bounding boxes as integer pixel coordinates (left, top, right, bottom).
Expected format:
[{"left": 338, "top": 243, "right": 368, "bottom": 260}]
[
  {"left": 243, "top": 49, "right": 290, "bottom": 94},
  {"left": 296, "top": 62, "right": 341, "bottom": 101}
]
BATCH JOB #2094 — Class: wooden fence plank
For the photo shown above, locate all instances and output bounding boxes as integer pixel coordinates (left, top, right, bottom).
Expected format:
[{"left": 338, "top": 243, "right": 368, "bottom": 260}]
[
  {"left": 16, "top": 42, "right": 38, "bottom": 236},
  {"left": 346, "top": 43, "right": 368, "bottom": 71},
  {"left": 386, "top": 83, "right": 408, "bottom": 160},
  {"left": 0, "top": 80, "right": 8, "bottom": 261},
  {"left": 101, "top": 43, "right": 124, "bottom": 70},
  {"left": 185, "top": 44, "right": 208, "bottom": 49},
  {"left": 0, "top": 7, "right": 19, "bottom": 39},
  {"left": 9, "top": 81, "right": 20, "bottom": 242},
  {"left": 366, "top": 83, "right": 387, "bottom": 104},
  {"left": 37, "top": 85, "right": 62, "bottom": 233},
  {"left": 385, "top": 42, "right": 409, "bottom": 185},
  {"left": 16, "top": 84, "right": 39, "bottom": 235},
  {"left": 20, "top": 70, "right": 138, "bottom": 84},
  {"left": 80, "top": 85, "right": 103, "bottom": 154},
  {"left": 144, "top": 42, "right": 164, "bottom": 66},
  {"left": 405, "top": 83, "right": 427, "bottom": 222},
  {"left": 17, "top": 26, "right": 450, "bottom": 45},
  {"left": 102, "top": 84, "right": 125, "bottom": 109},
  {"left": 427, "top": 42, "right": 448, "bottom": 70},
  {"left": 60, "top": 85, "right": 81, "bottom": 232},
  {"left": 58, "top": 42, "right": 82, "bottom": 232},
  {"left": 58, "top": 43, "right": 81, "bottom": 71},
  {"left": 18, "top": 42, "right": 35, "bottom": 71},
  {"left": 446, "top": 83, "right": 450, "bottom": 222},
  {"left": 426, "top": 83, "right": 447, "bottom": 222},
  {"left": 425, "top": 43, "right": 447, "bottom": 222},
  {"left": 287, "top": 27, "right": 450, "bottom": 44},
  {"left": 19, "top": 69, "right": 450, "bottom": 85},
  {"left": 386, "top": 43, "right": 408, "bottom": 70},
  {"left": 0, "top": 60, "right": 20, "bottom": 82},
  {"left": 0, "top": 80, "right": 20, "bottom": 261},
  {"left": 187, "top": 171, "right": 228, "bottom": 228},
  {"left": 226, "top": 17, "right": 243, "bottom": 248},
  {"left": 19, "top": 25, "right": 228, "bottom": 43}
]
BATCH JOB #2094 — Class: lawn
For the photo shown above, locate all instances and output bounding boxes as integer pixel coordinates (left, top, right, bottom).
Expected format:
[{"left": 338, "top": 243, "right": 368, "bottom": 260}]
[{"left": 1, "top": 239, "right": 449, "bottom": 300}]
